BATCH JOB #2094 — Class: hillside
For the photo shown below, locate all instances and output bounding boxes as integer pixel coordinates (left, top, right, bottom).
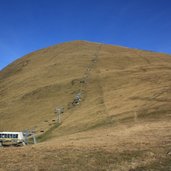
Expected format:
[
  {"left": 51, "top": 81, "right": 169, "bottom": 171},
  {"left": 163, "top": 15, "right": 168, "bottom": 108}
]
[{"left": 0, "top": 41, "right": 171, "bottom": 171}]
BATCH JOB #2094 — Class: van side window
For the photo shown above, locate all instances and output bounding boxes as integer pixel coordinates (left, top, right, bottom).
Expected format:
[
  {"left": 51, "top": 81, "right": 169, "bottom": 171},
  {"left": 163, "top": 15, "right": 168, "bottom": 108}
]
[
  {"left": 0, "top": 133, "right": 20, "bottom": 139},
  {"left": 12, "top": 134, "right": 18, "bottom": 138}
]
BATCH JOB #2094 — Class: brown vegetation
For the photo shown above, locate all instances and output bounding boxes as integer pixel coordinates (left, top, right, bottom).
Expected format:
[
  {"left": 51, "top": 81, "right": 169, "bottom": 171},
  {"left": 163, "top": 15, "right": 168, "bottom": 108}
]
[{"left": 0, "top": 41, "right": 171, "bottom": 170}]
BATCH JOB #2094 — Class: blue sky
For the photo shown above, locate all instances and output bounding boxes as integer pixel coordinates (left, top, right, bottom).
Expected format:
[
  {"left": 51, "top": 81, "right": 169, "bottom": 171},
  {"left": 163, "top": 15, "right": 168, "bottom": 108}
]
[{"left": 0, "top": 0, "right": 171, "bottom": 70}]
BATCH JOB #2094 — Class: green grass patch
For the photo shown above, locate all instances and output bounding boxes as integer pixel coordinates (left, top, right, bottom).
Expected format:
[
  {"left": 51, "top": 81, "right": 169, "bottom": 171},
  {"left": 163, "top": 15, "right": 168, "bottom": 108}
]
[
  {"left": 37, "top": 123, "right": 61, "bottom": 142},
  {"left": 133, "top": 157, "right": 171, "bottom": 171},
  {"left": 139, "top": 109, "right": 171, "bottom": 119}
]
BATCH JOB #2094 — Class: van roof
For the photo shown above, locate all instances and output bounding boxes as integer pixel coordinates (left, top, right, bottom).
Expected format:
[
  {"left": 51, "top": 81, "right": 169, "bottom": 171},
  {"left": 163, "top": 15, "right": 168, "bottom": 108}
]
[{"left": 0, "top": 132, "right": 23, "bottom": 134}]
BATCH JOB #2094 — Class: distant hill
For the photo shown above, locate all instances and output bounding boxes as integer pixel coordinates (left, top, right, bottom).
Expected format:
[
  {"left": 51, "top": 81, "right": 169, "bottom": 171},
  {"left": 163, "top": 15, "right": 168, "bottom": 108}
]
[{"left": 0, "top": 41, "right": 171, "bottom": 171}]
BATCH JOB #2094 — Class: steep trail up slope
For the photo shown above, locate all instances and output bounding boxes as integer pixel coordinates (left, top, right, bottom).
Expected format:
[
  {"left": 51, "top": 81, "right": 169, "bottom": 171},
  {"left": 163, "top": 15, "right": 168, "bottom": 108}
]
[{"left": 0, "top": 41, "right": 104, "bottom": 132}]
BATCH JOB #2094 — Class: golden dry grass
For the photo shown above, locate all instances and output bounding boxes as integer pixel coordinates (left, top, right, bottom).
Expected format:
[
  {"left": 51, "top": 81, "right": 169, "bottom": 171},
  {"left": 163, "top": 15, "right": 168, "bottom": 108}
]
[{"left": 0, "top": 41, "right": 171, "bottom": 170}]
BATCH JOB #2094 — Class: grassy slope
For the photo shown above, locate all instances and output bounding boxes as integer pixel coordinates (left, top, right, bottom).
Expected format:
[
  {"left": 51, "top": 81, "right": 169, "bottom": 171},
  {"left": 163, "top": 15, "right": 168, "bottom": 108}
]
[{"left": 0, "top": 41, "right": 171, "bottom": 171}]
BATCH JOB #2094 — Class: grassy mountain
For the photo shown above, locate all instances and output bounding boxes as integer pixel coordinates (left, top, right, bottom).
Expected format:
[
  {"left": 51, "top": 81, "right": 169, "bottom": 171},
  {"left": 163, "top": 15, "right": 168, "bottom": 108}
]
[{"left": 0, "top": 41, "right": 171, "bottom": 171}]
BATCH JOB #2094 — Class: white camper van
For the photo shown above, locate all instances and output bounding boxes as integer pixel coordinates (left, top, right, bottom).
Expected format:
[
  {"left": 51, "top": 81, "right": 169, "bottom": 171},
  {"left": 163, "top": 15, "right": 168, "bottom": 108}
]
[{"left": 0, "top": 132, "right": 25, "bottom": 146}]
